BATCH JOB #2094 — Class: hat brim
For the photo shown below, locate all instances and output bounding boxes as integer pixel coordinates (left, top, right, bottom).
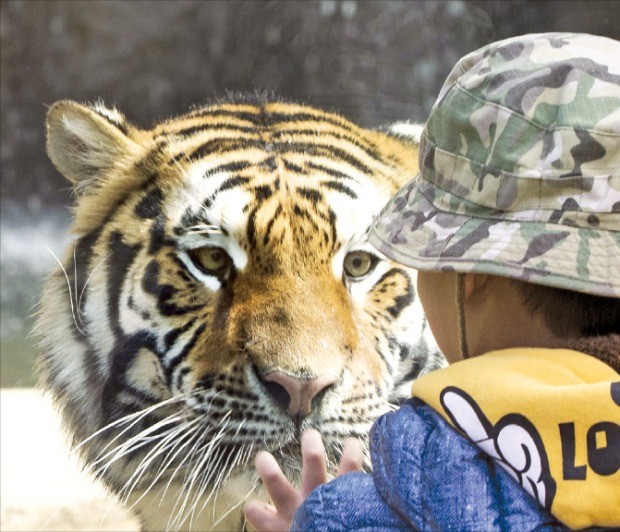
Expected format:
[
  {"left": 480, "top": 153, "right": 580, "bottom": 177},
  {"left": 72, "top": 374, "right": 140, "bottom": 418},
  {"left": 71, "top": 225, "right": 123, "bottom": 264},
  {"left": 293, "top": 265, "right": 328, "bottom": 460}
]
[{"left": 369, "top": 177, "right": 620, "bottom": 298}]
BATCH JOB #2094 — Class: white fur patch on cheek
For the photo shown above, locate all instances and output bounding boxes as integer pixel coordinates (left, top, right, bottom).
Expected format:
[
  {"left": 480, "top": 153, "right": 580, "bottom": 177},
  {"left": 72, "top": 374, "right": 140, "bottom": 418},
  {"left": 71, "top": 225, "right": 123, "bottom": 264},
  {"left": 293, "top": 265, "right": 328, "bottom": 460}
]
[
  {"left": 83, "top": 264, "right": 115, "bottom": 375},
  {"left": 119, "top": 288, "right": 151, "bottom": 336},
  {"left": 45, "top": 326, "right": 90, "bottom": 396},
  {"left": 118, "top": 262, "right": 168, "bottom": 341},
  {"left": 38, "top": 280, "right": 101, "bottom": 413}
]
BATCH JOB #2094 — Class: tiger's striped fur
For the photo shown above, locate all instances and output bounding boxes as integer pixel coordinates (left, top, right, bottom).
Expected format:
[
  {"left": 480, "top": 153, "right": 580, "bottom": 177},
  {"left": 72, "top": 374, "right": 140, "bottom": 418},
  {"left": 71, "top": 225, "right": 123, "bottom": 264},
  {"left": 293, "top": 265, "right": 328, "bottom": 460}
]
[{"left": 37, "top": 98, "right": 444, "bottom": 531}]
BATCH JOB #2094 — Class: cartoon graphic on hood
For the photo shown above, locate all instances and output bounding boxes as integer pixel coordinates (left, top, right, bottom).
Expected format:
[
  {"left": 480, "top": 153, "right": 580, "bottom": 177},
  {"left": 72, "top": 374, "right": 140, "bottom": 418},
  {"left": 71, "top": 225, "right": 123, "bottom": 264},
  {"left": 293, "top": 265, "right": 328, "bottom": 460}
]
[{"left": 440, "top": 386, "right": 557, "bottom": 509}]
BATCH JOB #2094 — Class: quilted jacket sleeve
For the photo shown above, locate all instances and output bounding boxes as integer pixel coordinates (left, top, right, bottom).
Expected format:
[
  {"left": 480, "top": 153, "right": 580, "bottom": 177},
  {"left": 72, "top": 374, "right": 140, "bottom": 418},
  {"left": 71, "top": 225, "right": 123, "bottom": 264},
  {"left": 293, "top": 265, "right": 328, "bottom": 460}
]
[
  {"left": 291, "top": 471, "right": 409, "bottom": 531},
  {"left": 292, "top": 399, "right": 566, "bottom": 531}
]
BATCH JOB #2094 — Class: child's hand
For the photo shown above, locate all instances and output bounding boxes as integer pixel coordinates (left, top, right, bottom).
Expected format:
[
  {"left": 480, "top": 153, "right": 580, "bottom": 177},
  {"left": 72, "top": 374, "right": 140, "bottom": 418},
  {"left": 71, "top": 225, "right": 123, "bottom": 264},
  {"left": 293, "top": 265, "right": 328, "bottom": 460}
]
[{"left": 244, "top": 429, "right": 363, "bottom": 531}]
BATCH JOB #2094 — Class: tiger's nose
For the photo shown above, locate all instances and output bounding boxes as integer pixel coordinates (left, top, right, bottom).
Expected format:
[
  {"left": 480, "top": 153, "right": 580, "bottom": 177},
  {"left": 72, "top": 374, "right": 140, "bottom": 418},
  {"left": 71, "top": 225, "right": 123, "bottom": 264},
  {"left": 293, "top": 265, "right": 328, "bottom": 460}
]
[{"left": 262, "top": 372, "right": 337, "bottom": 419}]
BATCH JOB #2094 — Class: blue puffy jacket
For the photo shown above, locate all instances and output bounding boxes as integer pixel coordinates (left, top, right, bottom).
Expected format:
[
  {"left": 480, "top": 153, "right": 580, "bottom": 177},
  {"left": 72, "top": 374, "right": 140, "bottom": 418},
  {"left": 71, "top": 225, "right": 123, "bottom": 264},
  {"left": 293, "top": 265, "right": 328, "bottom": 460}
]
[{"left": 292, "top": 399, "right": 565, "bottom": 531}]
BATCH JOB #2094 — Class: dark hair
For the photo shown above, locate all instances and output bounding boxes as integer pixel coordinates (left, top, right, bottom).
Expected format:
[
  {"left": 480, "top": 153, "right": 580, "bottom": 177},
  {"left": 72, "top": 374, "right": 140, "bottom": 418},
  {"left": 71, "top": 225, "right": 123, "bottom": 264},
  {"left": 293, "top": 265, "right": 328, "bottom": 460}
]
[{"left": 516, "top": 281, "right": 620, "bottom": 338}]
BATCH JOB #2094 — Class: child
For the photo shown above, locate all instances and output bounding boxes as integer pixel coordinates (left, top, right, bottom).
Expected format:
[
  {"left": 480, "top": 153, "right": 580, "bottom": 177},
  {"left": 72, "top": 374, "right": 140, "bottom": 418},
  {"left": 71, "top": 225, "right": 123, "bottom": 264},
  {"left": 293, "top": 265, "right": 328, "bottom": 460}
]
[{"left": 245, "top": 32, "right": 620, "bottom": 530}]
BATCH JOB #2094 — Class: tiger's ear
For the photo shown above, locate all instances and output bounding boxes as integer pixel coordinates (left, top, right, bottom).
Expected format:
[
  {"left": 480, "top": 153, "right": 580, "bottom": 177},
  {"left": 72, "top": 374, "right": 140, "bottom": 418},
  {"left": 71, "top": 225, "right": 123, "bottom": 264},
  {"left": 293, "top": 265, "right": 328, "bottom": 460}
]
[
  {"left": 46, "top": 100, "right": 143, "bottom": 190},
  {"left": 386, "top": 122, "right": 425, "bottom": 145}
]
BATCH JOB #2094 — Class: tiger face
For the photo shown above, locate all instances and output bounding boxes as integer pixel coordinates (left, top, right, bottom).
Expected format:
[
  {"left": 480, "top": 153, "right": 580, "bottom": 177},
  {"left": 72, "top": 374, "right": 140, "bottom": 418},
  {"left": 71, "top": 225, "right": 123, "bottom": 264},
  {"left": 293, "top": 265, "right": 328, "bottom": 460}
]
[{"left": 37, "top": 99, "right": 443, "bottom": 531}]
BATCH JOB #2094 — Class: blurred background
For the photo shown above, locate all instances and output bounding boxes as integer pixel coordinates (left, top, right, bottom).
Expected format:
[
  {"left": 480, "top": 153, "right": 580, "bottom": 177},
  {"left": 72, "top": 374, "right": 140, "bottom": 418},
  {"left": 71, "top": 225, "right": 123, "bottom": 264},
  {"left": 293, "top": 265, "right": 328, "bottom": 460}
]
[{"left": 2, "top": 0, "right": 619, "bottom": 388}]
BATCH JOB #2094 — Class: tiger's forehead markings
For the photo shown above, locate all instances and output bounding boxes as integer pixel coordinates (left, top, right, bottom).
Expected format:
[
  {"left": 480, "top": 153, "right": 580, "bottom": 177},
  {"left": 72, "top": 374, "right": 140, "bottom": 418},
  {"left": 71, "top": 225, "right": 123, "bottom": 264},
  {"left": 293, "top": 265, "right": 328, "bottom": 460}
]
[
  {"left": 167, "top": 137, "right": 379, "bottom": 179},
  {"left": 160, "top": 103, "right": 391, "bottom": 177},
  {"left": 268, "top": 128, "right": 380, "bottom": 160},
  {"left": 202, "top": 160, "right": 253, "bottom": 180},
  {"left": 170, "top": 173, "right": 377, "bottom": 260}
]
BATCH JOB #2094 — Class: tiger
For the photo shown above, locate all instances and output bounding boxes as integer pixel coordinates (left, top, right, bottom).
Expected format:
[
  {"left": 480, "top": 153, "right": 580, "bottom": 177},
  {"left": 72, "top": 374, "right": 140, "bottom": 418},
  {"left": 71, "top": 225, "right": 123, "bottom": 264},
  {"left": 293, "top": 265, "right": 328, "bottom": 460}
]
[{"left": 36, "top": 97, "right": 444, "bottom": 531}]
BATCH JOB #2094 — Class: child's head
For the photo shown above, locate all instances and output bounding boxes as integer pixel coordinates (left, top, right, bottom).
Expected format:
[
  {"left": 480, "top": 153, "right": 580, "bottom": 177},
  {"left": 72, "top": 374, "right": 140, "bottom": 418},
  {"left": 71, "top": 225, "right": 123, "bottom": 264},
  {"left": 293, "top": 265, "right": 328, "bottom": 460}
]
[{"left": 370, "top": 33, "right": 620, "bottom": 362}]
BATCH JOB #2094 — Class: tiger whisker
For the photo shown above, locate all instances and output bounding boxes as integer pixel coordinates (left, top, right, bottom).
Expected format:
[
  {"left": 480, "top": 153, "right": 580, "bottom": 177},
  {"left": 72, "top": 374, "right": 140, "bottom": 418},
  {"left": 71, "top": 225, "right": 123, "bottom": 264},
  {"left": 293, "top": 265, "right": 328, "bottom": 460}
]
[
  {"left": 177, "top": 418, "right": 231, "bottom": 494},
  {"left": 121, "top": 416, "right": 204, "bottom": 508},
  {"left": 46, "top": 246, "right": 85, "bottom": 336},
  {"left": 206, "top": 448, "right": 236, "bottom": 511},
  {"left": 196, "top": 436, "right": 235, "bottom": 498},
  {"left": 168, "top": 415, "right": 233, "bottom": 529},
  {"left": 157, "top": 417, "right": 211, "bottom": 507},
  {"left": 189, "top": 436, "right": 247, "bottom": 530},
  {"left": 194, "top": 390, "right": 225, "bottom": 416},
  {"left": 167, "top": 449, "right": 218, "bottom": 531},
  {"left": 161, "top": 423, "right": 227, "bottom": 528},
  {"left": 144, "top": 417, "right": 205, "bottom": 489},
  {"left": 72, "top": 243, "right": 81, "bottom": 327},
  {"left": 185, "top": 224, "right": 223, "bottom": 236},
  {"left": 94, "top": 427, "right": 179, "bottom": 483},
  {"left": 184, "top": 450, "right": 229, "bottom": 530},
  {"left": 92, "top": 412, "right": 188, "bottom": 474},
  {"left": 95, "top": 413, "right": 185, "bottom": 463},
  {"left": 117, "top": 416, "right": 196, "bottom": 496},
  {"left": 81, "top": 406, "right": 179, "bottom": 468},
  {"left": 211, "top": 487, "right": 255, "bottom": 529},
  {"left": 99, "top": 415, "right": 208, "bottom": 520},
  {"left": 77, "top": 252, "right": 111, "bottom": 316},
  {"left": 206, "top": 443, "right": 257, "bottom": 528},
  {"left": 74, "top": 393, "right": 187, "bottom": 454}
]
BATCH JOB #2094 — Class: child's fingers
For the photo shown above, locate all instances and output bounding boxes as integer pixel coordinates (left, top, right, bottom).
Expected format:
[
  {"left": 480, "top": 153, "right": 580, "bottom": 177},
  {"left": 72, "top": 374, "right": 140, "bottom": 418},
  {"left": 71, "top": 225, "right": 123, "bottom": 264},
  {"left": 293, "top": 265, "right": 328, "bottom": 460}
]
[
  {"left": 337, "top": 437, "right": 364, "bottom": 476},
  {"left": 248, "top": 432, "right": 360, "bottom": 532},
  {"left": 301, "top": 429, "right": 328, "bottom": 498},
  {"left": 255, "top": 451, "right": 301, "bottom": 516},
  {"left": 244, "top": 500, "right": 289, "bottom": 532}
]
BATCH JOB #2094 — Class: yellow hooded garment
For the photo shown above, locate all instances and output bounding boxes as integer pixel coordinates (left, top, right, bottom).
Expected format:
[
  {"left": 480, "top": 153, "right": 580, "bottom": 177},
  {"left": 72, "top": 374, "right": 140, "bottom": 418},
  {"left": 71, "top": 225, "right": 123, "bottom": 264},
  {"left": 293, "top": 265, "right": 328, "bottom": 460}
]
[{"left": 412, "top": 348, "right": 619, "bottom": 529}]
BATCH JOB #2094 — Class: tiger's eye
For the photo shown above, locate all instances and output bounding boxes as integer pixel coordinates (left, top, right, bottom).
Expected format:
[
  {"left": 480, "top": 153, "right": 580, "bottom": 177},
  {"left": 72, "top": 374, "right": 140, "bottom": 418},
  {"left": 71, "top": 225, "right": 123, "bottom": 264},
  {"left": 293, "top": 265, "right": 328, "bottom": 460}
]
[
  {"left": 343, "top": 251, "right": 377, "bottom": 278},
  {"left": 188, "top": 247, "right": 231, "bottom": 274}
]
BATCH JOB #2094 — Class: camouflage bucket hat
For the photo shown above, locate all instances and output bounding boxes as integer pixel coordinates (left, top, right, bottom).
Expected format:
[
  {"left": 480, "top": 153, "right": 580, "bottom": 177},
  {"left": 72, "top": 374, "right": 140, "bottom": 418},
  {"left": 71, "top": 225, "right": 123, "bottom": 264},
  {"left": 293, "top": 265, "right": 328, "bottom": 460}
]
[{"left": 370, "top": 33, "right": 620, "bottom": 297}]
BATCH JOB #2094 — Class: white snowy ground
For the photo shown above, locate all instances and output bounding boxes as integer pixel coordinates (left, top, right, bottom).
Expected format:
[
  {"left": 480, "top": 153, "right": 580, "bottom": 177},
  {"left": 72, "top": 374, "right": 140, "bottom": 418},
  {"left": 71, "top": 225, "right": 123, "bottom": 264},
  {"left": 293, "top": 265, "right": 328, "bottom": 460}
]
[{"left": 0, "top": 388, "right": 140, "bottom": 531}]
